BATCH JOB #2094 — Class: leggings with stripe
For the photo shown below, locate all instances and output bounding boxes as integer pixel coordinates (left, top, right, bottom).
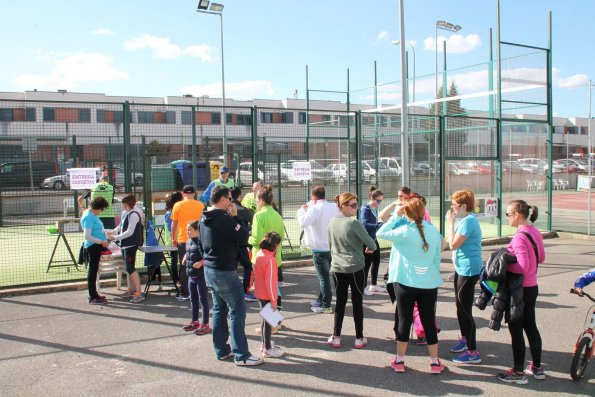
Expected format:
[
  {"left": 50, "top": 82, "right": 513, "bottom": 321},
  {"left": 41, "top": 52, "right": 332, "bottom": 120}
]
[{"left": 454, "top": 273, "right": 479, "bottom": 351}]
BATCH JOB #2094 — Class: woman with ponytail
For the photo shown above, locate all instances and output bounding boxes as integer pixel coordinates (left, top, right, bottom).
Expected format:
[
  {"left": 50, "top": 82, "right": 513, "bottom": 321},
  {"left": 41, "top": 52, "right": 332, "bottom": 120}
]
[
  {"left": 497, "top": 200, "right": 546, "bottom": 384},
  {"left": 360, "top": 186, "right": 385, "bottom": 295},
  {"left": 377, "top": 195, "right": 445, "bottom": 374},
  {"left": 326, "top": 192, "right": 377, "bottom": 350}
]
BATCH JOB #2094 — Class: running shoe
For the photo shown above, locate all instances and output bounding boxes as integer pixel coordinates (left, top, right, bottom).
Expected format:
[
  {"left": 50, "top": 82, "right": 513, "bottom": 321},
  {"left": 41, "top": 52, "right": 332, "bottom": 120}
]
[
  {"left": 263, "top": 346, "right": 284, "bottom": 358},
  {"left": 525, "top": 362, "right": 545, "bottom": 380},
  {"left": 183, "top": 321, "right": 201, "bottom": 331},
  {"left": 430, "top": 360, "right": 445, "bottom": 374},
  {"left": 326, "top": 335, "right": 341, "bottom": 348},
  {"left": 449, "top": 338, "right": 467, "bottom": 353},
  {"left": 497, "top": 369, "right": 528, "bottom": 384},
  {"left": 390, "top": 357, "right": 405, "bottom": 373},
  {"left": 194, "top": 323, "right": 211, "bottom": 335},
  {"left": 354, "top": 337, "right": 368, "bottom": 349},
  {"left": 453, "top": 350, "right": 481, "bottom": 364}
]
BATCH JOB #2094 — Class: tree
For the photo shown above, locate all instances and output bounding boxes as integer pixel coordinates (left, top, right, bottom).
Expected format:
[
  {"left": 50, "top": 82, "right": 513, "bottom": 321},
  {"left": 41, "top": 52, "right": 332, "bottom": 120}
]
[
  {"left": 146, "top": 140, "right": 169, "bottom": 157},
  {"left": 424, "top": 81, "right": 469, "bottom": 157}
]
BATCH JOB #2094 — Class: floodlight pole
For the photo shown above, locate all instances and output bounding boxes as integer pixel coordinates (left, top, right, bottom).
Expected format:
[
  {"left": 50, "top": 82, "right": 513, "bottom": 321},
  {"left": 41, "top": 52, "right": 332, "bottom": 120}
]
[
  {"left": 197, "top": 3, "right": 227, "bottom": 167},
  {"left": 398, "top": 0, "right": 409, "bottom": 186},
  {"left": 589, "top": 80, "right": 594, "bottom": 235}
]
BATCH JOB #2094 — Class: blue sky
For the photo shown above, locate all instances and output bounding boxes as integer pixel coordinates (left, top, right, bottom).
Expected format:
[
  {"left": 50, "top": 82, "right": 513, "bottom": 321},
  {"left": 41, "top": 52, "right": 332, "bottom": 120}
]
[{"left": 0, "top": 0, "right": 593, "bottom": 117}]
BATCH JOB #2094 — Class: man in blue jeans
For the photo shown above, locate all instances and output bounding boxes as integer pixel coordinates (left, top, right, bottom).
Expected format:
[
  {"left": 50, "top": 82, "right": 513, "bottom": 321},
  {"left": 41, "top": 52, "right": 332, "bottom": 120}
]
[
  {"left": 199, "top": 185, "right": 263, "bottom": 366},
  {"left": 297, "top": 186, "right": 340, "bottom": 313}
]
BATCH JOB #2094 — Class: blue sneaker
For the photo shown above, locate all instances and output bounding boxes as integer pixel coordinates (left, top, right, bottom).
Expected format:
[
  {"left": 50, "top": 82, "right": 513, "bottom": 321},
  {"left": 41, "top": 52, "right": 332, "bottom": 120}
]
[
  {"left": 244, "top": 292, "right": 257, "bottom": 302},
  {"left": 449, "top": 338, "right": 467, "bottom": 353},
  {"left": 452, "top": 350, "right": 481, "bottom": 364}
]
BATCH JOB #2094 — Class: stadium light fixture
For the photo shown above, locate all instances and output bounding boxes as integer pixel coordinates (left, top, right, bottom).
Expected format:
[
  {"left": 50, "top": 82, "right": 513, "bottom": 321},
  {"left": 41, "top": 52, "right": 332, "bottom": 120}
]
[{"left": 198, "top": 0, "right": 209, "bottom": 10}]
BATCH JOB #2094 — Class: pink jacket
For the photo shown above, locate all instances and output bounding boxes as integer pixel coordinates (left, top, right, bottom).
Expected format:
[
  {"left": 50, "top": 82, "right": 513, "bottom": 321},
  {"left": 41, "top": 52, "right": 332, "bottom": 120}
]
[
  {"left": 507, "top": 224, "right": 545, "bottom": 287},
  {"left": 253, "top": 249, "right": 278, "bottom": 303}
]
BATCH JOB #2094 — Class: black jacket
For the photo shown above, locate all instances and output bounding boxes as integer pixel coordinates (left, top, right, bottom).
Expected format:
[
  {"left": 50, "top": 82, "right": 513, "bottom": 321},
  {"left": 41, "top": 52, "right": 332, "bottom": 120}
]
[
  {"left": 199, "top": 208, "right": 249, "bottom": 271},
  {"left": 185, "top": 237, "right": 204, "bottom": 278},
  {"left": 232, "top": 199, "right": 253, "bottom": 231}
]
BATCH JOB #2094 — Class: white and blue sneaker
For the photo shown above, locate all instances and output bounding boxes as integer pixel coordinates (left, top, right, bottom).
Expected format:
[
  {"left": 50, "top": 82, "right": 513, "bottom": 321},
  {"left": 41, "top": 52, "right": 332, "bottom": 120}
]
[
  {"left": 452, "top": 350, "right": 481, "bottom": 364},
  {"left": 449, "top": 338, "right": 468, "bottom": 353},
  {"left": 234, "top": 354, "right": 264, "bottom": 366}
]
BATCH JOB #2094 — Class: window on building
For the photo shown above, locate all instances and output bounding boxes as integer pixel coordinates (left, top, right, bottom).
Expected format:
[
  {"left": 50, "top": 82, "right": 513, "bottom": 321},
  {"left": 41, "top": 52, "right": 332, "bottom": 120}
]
[
  {"left": 43, "top": 107, "right": 55, "bottom": 122},
  {"left": 165, "top": 111, "right": 176, "bottom": 124},
  {"left": 261, "top": 112, "right": 273, "bottom": 123},
  {"left": 79, "top": 108, "right": 91, "bottom": 123},
  {"left": 25, "top": 108, "right": 36, "bottom": 122},
  {"left": 282, "top": 112, "right": 293, "bottom": 124},
  {"left": 181, "top": 111, "right": 192, "bottom": 125},
  {"left": 298, "top": 112, "right": 306, "bottom": 124},
  {"left": 137, "top": 111, "right": 153, "bottom": 123},
  {"left": 211, "top": 112, "right": 221, "bottom": 125},
  {"left": 237, "top": 114, "right": 252, "bottom": 125},
  {"left": 0, "top": 109, "right": 12, "bottom": 122}
]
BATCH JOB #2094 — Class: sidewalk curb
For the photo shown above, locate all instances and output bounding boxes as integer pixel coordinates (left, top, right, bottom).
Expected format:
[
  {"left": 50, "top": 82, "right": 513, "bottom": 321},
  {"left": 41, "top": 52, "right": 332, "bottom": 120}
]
[{"left": 0, "top": 231, "right": 560, "bottom": 298}]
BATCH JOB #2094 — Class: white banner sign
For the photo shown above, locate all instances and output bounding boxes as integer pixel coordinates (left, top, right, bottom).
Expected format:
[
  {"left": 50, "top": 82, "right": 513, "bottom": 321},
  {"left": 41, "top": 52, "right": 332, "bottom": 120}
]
[
  {"left": 68, "top": 168, "right": 99, "bottom": 190},
  {"left": 291, "top": 162, "right": 312, "bottom": 181}
]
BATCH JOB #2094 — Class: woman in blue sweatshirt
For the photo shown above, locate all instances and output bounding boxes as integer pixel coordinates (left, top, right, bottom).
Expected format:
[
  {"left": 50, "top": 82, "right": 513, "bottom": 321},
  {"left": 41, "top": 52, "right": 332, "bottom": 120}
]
[
  {"left": 377, "top": 196, "right": 445, "bottom": 374},
  {"left": 360, "top": 186, "right": 385, "bottom": 295}
]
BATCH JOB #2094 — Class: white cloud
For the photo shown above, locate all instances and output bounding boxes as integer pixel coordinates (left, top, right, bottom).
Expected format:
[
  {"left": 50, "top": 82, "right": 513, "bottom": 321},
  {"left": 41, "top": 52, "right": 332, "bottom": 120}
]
[
  {"left": 377, "top": 31, "right": 390, "bottom": 42},
  {"left": 91, "top": 28, "right": 114, "bottom": 35},
  {"left": 124, "top": 34, "right": 215, "bottom": 62},
  {"left": 423, "top": 33, "right": 481, "bottom": 54},
  {"left": 553, "top": 68, "right": 589, "bottom": 89},
  {"left": 178, "top": 80, "right": 275, "bottom": 100},
  {"left": 14, "top": 52, "right": 129, "bottom": 89}
]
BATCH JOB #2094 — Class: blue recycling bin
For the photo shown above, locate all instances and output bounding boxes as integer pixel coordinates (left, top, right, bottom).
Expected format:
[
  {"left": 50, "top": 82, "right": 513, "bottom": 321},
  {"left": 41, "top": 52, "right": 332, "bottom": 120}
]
[{"left": 172, "top": 160, "right": 209, "bottom": 189}]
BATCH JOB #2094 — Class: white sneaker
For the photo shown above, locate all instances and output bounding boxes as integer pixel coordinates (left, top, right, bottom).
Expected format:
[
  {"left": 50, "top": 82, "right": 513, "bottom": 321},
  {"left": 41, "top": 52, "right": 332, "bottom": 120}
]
[
  {"left": 234, "top": 354, "right": 264, "bottom": 366},
  {"left": 370, "top": 285, "right": 386, "bottom": 293},
  {"left": 263, "top": 346, "right": 284, "bottom": 358},
  {"left": 326, "top": 335, "right": 342, "bottom": 348},
  {"left": 364, "top": 286, "right": 374, "bottom": 296},
  {"left": 354, "top": 337, "right": 368, "bottom": 349}
]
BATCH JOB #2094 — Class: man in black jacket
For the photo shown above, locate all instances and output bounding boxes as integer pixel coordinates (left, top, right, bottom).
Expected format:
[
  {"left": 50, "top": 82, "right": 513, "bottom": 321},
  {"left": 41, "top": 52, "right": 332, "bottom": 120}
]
[
  {"left": 199, "top": 185, "right": 263, "bottom": 366},
  {"left": 230, "top": 187, "right": 257, "bottom": 302}
]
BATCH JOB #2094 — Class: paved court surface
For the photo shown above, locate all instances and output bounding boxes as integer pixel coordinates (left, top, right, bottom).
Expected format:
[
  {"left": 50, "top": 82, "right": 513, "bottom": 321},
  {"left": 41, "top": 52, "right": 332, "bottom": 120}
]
[{"left": 1, "top": 236, "right": 594, "bottom": 396}]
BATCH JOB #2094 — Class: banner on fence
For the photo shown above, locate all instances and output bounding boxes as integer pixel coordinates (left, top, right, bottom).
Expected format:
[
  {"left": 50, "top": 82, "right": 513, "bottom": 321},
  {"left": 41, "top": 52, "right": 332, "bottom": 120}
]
[
  {"left": 291, "top": 162, "right": 312, "bottom": 181},
  {"left": 68, "top": 168, "right": 99, "bottom": 190}
]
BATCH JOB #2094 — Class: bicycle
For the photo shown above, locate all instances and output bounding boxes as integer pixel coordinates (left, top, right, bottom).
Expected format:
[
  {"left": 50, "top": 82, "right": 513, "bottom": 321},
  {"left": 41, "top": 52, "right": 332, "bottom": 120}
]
[{"left": 569, "top": 288, "right": 595, "bottom": 381}]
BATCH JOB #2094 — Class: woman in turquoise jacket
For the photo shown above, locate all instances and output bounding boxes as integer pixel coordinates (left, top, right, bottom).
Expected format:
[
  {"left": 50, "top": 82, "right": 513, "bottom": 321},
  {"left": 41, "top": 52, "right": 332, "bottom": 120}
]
[{"left": 377, "top": 196, "right": 445, "bottom": 374}]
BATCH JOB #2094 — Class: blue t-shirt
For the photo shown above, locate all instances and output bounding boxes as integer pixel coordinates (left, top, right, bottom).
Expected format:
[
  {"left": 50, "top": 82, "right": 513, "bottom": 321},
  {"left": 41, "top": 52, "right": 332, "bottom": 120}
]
[
  {"left": 453, "top": 213, "right": 483, "bottom": 276},
  {"left": 81, "top": 209, "right": 106, "bottom": 248}
]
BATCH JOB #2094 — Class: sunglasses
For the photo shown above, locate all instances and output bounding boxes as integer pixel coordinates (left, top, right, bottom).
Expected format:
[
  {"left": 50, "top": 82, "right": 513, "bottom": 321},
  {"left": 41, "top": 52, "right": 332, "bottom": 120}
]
[
  {"left": 505, "top": 211, "right": 516, "bottom": 218},
  {"left": 374, "top": 198, "right": 383, "bottom": 203},
  {"left": 344, "top": 202, "right": 358, "bottom": 209}
]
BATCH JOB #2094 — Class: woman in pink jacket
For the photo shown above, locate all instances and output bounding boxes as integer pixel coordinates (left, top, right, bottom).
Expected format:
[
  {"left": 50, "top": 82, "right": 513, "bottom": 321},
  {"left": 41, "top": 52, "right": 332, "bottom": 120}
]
[
  {"left": 497, "top": 200, "right": 546, "bottom": 384},
  {"left": 254, "top": 232, "right": 284, "bottom": 359}
]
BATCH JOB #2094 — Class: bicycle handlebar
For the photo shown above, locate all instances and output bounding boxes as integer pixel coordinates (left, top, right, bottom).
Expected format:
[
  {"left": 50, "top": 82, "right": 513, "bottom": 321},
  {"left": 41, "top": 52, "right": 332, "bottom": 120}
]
[{"left": 570, "top": 288, "right": 595, "bottom": 302}]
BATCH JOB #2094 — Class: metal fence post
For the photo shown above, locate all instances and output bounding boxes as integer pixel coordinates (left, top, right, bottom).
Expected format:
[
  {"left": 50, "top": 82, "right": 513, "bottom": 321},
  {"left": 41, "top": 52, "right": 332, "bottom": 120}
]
[
  {"left": 72, "top": 135, "right": 79, "bottom": 218},
  {"left": 251, "top": 106, "right": 258, "bottom": 182},
  {"left": 123, "top": 101, "right": 131, "bottom": 193},
  {"left": 191, "top": 105, "right": 197, "bottom": 186}
]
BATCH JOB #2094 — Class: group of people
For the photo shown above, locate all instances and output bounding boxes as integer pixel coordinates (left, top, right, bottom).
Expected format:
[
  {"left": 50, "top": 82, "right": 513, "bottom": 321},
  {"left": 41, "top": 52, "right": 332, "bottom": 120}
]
[{"left": 80, "top": 169, "right": 567, "bottom": 381}]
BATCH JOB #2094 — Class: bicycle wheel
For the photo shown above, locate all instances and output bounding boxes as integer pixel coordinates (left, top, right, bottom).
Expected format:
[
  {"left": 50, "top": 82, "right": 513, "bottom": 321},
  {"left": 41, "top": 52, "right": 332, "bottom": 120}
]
[{"left": 570, "top": 336, "right": 592, "bottom": 380}]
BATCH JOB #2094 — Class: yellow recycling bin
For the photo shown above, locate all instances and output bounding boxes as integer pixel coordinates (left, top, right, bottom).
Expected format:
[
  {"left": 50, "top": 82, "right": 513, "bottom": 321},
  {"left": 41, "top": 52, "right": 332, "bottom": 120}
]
[{"left": 209, "top": 161, "right": 224, "bottom": 181}]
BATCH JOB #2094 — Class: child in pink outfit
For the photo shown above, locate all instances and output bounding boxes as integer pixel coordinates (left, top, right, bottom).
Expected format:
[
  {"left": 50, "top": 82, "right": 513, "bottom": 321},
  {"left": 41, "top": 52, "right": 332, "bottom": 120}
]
[{"left": 254, "top": 232, "right": 284, "bottom": 358}]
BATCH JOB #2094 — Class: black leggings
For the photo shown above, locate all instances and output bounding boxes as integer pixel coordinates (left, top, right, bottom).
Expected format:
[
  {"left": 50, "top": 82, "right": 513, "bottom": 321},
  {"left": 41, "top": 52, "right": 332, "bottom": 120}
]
[
  {"left": 333, "top": 270, "right": 365, "bottom": 339},
  {"left": 363, "top": 240, "right": 381, "bottom": 286},
  {"left": 395, "top": 283, "right": 439, "bottom": 344},
  {"left": 454, "top": 273, "right": 479, "bottom": 351},
  {"left": 259, "top": 299, "right": 273, "bottom": 350},
  {"left": 508, "top": 286, "right": 542, "bottom": 372},
  {"left": 85, "top": 244, "right": 102, "bottom": 299}
]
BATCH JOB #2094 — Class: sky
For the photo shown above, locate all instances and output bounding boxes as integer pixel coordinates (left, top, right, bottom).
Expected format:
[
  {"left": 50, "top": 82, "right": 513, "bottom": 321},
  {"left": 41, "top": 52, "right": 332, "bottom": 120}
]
[{"left": 0, "top": 0, "right": 593, "bottom": 118}]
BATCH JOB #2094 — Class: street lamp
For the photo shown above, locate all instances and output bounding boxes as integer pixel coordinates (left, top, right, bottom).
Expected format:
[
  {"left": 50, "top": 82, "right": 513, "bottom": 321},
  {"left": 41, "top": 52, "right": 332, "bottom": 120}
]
[
  {"left": 435, "top": 21, "right": 462, "bottom": 106},
  {"left": 197, "top": 1, "right": 228, "bottom": 166},
  {"left": 391, "top": 40, "right": 416, "bottom": 106},
  {"left": 588, "top": 80, "right": 595, "bottom": 235}
]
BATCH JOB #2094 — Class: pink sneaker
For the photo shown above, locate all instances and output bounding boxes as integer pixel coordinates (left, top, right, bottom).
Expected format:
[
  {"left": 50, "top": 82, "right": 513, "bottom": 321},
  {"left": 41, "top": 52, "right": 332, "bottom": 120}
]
[
  {"left": 194, "top": 323, "right": 211, "bottom": 335},
  {"left": 182, "top": 321, "right": 201, "bottom": 331},
  {"left": 390, "top": 357, "right": 405, "bottom": 373},
  {"left": 430, "top": 360, "right": 445, "bottom": 374},
  {"left": 354, "top": 337, "right": 368, "bottom": 349},
  {"left": 326, "top": 335, "right": 341, "bottom": 348}
]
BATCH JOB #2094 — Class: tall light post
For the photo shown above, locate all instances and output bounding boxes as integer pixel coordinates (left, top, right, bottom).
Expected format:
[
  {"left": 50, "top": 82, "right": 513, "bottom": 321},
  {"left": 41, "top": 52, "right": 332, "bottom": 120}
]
[
  {"left": 588, "top": 80, "right": 594, "bottom": 235},
  {"left": 197, "top": 1, "right": 227, "bottom": 166},
  {"left": 435, "top": 21, "right": 462, "bottom": 106},
  {"left": 398, "top": 0, "right": 409, "bottom": 186},
  {"left": 391, "top": 40, "right": 416, "bottom": 105}
]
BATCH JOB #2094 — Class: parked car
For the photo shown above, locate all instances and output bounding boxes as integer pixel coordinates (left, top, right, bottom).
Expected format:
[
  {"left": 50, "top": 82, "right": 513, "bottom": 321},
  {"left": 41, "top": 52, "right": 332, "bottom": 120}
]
[
  {"left": 365, "top": 160, "right": 398, "bottom": 177},
  {"left": 411, "top": 161, "right": 437, "bottom": 176},
  {"left": 555, "top": 158, "right": 585, "bottom": 173},
  {"left": 238, "top": 162, "right": 264, "bottom": 187},
  {"left": 0, "top": 161, "right": 58, "bottom": 189},
  {"left": 325, "top": 163, "right": 348, "bottom": 184},
  {"left": 448, "top": 162, "right": 480, "bottom": 175},
  {"left": 518, "top": 158, "right": 564, "bottom": 173},
  {"left": 502, "top": 160, "right": 534, "bottom": 174},
  {"left": 282, "top": 160, "right": 334, "bottom": 185},
  {"left": 378, "top": 157, "right": 402, "bottom": 176},
  {"left": 350, "top": 160, "right": 377, "bottom": 183},
  {"left": 41, "top": 167, "right": 143, "bottom": 190}
]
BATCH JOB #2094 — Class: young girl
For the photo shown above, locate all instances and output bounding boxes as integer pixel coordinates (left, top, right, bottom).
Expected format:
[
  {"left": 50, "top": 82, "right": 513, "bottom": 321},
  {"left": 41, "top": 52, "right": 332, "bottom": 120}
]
[
  {"left": 182, "top": 220, "right": 210, "bottom": 335},
  {"left": 253, "top": 231, "right": 284, "bottom": 358},
  {"left": 360, "top": 186, "right": 385, "bottom": 296}
]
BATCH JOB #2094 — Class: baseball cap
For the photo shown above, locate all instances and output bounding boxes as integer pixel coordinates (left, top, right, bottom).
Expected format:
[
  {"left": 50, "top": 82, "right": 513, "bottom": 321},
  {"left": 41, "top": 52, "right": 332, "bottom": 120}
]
[
  {"left": 220, "top": 166, "right": 230, "bottom": 173},
  {"left": 182, "top": 185, "right": 196, "bottom": 194}
]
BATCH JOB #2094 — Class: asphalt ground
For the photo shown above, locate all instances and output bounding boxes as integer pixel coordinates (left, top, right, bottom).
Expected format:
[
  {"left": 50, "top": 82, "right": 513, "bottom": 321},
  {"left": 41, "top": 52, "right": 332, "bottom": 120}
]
[{"left": 0, "top": 236, "right": 594, "bottom": 396}]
